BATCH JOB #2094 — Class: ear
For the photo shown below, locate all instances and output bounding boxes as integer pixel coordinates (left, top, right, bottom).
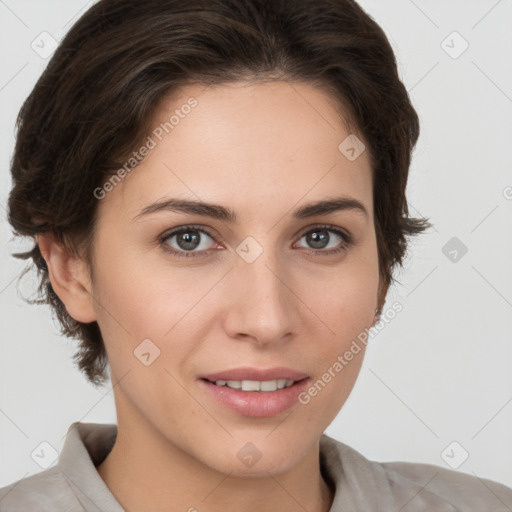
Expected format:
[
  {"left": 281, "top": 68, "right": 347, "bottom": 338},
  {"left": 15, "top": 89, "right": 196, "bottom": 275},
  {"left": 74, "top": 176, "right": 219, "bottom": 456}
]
[{"left": 36, "top": 233, "right": 97, "bottom": 323}]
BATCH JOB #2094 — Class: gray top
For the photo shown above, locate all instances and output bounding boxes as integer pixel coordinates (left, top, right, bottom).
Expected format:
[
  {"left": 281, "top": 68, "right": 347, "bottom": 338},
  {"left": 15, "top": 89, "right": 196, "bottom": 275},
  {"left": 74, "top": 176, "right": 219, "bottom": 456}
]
[{"left": 0, "top": 421, "right": 511, "bottom": 511}]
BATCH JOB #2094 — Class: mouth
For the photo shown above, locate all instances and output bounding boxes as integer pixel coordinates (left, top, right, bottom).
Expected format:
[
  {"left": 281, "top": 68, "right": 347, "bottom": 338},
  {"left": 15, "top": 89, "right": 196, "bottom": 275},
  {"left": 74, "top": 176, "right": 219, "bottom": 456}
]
[
  {"left": 197, "top": 367, "right": 310, "bottom": 417},
  {"left": 199, "top": 366, "right": 309, "bottom": 383},
  {"left": 201, "top": 377, "right": 304, "bottom": 392}
]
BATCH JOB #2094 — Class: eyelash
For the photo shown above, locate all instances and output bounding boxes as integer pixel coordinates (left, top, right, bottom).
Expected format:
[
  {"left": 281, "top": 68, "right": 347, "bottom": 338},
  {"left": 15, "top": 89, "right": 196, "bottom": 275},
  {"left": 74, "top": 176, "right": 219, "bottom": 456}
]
[{"left": 158, "top": 224, "right": 353, "bottom": 259}]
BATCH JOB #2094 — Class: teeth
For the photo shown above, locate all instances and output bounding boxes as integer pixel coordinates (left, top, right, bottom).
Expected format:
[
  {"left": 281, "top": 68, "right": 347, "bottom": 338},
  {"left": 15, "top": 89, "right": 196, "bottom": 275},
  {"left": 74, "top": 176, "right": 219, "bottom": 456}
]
[
  {"left": 242, "top": 380, "right": 261, "bottom": 391},
  {"left": 213, "top": 379, "right": 295, "bottom": 391}
]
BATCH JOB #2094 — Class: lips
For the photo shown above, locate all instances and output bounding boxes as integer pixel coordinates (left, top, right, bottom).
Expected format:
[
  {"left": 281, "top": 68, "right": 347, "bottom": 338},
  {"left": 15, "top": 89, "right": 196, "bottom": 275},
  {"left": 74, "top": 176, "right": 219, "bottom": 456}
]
[
  {"left": 198, "top": 374, "right": 311, "bottom": 417},
  {"left": 197, "top": 367, "right": 311, "bottom": 417},
  {"left": 199, "top": 366, "right": 309, "bottom": 382}
]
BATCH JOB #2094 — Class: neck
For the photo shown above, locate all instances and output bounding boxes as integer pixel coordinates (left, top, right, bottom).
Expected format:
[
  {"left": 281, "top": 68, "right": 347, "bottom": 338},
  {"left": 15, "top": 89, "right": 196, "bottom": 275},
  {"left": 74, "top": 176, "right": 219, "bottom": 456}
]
[{"left": 96, "top": 416, "right": 334, "bottom": 512}]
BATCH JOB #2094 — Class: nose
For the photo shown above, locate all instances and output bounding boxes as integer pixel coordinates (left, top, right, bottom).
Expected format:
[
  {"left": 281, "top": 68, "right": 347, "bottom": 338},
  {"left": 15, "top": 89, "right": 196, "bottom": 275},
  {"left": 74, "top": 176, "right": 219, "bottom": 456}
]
[{"left": 222, "top": 249, "right": 297, "bottom": 347}]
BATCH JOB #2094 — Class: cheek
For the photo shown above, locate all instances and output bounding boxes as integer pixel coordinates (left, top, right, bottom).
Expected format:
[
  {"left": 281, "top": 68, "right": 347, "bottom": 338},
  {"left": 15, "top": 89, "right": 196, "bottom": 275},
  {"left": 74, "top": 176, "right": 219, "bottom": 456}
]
[
  {"left": 293, "top": 245, "right": 379, "bottom": 420},
  {"left": 294, "top": 280, "right": 375, "bottom": 433},
  {"left": 91, "top": 241, "right": 176, "bottom": 329},
  {"left": 295, "top": 353, "right": 365, "bottom": 441},
  {"left": 302, "top": 244, "right": 380, "bottom": 345},
  {"left": 90, "top": 243, "right": 223, "bottom": 377}
]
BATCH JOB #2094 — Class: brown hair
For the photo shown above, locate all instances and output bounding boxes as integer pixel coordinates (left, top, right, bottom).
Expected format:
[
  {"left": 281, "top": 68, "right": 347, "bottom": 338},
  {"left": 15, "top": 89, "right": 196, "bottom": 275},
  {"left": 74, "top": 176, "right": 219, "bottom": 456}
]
[{"left": 7, "top": 0, "right": 430, "bottom": 387}]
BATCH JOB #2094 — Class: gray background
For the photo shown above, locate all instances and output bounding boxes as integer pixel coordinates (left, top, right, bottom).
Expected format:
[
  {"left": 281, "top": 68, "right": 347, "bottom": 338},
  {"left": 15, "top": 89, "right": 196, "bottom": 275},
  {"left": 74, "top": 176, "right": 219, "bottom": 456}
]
[{"left": 1, "top": 0, "right": 511, "bottom": 489}]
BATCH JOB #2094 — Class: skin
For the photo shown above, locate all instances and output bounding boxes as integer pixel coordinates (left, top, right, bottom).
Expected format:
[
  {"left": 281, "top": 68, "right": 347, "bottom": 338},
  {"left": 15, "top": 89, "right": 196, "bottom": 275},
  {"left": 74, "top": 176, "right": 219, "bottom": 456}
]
[{"left": 38, "top": 80, "right": 386, "bottom": 512}]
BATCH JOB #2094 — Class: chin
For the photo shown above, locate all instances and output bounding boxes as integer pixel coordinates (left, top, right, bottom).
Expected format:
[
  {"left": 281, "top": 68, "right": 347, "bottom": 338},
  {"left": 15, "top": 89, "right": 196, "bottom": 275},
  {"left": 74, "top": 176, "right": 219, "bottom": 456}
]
[{"left": 196, "top": 435, "right": 314, "bottom": 477}]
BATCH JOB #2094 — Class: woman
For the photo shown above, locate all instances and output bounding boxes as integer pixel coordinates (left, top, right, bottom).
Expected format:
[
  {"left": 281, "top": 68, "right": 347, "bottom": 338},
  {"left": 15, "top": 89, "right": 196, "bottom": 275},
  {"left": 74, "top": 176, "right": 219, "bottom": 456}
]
[{"left": 1, "top": 0, "right": 511, "bottom": 510}]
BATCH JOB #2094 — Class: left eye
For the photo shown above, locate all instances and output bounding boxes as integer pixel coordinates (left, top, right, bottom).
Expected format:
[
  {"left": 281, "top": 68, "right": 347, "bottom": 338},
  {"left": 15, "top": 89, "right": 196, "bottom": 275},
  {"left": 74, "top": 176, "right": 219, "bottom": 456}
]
[{"left": 295, "top": 226, "right": 349, "bottom": 252}]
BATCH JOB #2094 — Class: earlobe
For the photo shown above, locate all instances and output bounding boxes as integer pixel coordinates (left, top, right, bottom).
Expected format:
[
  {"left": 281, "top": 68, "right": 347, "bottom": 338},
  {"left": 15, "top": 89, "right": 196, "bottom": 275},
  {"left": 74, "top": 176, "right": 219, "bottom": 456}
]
[{"left": 36, "top": 234, "right": 97, "bottom": 323}]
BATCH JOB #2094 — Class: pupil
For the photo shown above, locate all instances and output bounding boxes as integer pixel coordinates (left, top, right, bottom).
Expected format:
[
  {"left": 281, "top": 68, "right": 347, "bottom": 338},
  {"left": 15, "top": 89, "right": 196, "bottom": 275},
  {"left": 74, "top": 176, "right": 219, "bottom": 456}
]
[
  {"left": 178, "top": 231, "right": 200, "bottom": 250},
  {"left": 308, "top": 230, "right": 329, "bottom": 249}
]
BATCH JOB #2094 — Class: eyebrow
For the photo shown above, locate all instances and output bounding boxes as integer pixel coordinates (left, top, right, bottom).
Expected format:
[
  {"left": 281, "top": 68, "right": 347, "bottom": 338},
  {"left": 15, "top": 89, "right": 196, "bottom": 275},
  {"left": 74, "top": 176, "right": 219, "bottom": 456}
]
[{"left": 133, "top": 196, "right": 368, "bottom": 222}]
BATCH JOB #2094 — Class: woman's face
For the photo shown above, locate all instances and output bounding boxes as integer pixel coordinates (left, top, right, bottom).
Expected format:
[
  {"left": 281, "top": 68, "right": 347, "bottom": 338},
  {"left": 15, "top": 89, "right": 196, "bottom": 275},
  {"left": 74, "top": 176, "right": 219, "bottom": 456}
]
[{"left": 89, "top": 80, "right": 382, "bottom": 475}]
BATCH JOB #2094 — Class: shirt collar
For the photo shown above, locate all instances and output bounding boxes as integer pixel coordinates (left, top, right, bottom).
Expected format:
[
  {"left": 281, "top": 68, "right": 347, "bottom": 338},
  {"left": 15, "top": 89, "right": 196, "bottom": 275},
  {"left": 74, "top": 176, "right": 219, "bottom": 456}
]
[
  {"left": 58, "top": 422, "right": 456, "bottom": 511},
  {"left": 58, "top": 422, "right": 124, "bottom": 512}
]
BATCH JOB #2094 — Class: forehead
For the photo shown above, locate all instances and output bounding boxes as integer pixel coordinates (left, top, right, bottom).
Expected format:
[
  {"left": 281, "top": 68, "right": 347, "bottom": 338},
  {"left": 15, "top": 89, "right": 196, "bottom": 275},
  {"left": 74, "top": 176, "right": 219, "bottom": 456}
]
[{"left": 98, "top": 80, "right": 373, "bottom": 222}]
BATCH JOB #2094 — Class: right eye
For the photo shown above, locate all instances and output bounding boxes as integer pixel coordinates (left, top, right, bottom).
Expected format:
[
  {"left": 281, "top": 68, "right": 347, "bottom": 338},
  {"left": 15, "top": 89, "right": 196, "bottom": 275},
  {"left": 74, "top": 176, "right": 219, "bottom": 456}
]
[{"left": 159, "top": 226, "right": 220, "bottom": 258}]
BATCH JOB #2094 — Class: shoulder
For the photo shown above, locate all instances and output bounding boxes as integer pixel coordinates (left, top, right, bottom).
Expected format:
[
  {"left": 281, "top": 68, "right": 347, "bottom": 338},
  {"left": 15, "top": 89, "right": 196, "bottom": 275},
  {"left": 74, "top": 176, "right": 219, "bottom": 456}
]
[
  {"left": 381, "top": 459, "right": 512, "bottom": 511},
  {"left": 0, "top": 467, "right": 84, "bottom": 511},
  {"left": 320, "top": 434, "right": 512, "bottom": 511}
]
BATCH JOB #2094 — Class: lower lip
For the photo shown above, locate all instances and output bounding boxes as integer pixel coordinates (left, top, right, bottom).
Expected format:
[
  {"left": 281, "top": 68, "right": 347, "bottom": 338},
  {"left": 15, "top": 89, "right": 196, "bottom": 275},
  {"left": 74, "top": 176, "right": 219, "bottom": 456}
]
[{"left": 198, "top": 378, "right": 310, "bottom": 417}]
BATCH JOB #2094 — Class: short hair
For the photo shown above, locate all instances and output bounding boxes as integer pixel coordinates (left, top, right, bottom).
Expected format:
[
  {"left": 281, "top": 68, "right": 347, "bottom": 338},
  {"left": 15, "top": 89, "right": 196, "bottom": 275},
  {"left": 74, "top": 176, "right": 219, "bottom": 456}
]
[{"left": 7, "top": 0, "right": 430, "bottom": 387}]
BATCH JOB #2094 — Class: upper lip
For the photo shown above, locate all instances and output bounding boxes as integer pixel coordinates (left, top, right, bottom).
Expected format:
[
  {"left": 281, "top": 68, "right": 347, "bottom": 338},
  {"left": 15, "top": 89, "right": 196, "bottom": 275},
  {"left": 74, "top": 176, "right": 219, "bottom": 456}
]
[{"left": 200, "top": 367, "right": 309, "bottom": 382}]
